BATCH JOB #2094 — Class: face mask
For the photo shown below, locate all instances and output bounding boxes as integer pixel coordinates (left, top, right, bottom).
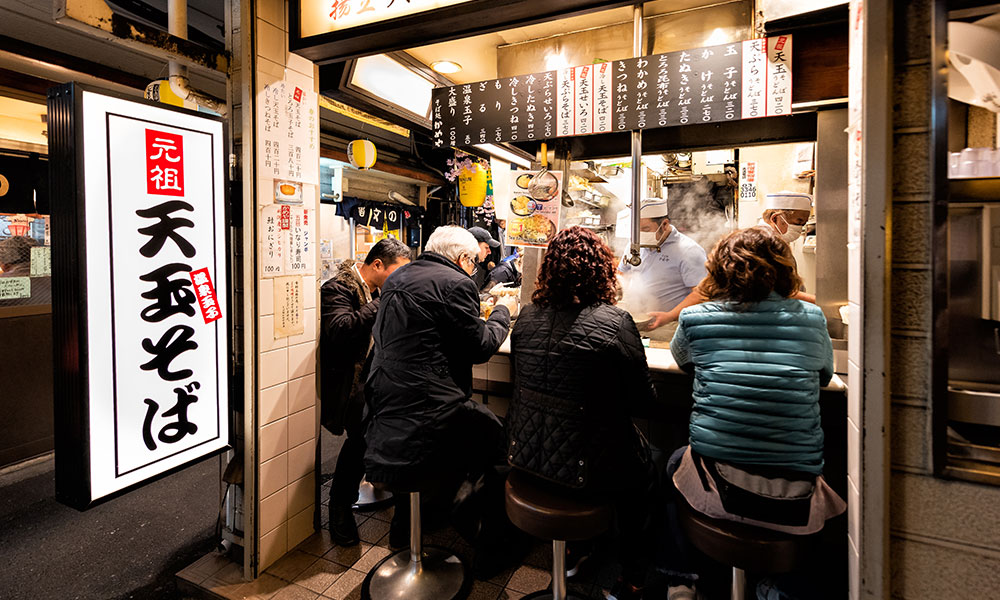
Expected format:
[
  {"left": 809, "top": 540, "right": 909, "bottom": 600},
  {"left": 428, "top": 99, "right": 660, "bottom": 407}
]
[
  {"left": 639, "top": 231, "right": 658, "bottom": 246},
  {"left": 777, "top": 215, "right": 804, "bottom": 243}
]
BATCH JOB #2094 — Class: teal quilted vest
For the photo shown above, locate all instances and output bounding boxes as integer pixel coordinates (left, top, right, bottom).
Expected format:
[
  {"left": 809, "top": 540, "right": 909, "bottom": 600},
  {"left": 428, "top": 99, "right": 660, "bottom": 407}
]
[{"left": 670, "top": 295, "right": 834, "bottom": 474}]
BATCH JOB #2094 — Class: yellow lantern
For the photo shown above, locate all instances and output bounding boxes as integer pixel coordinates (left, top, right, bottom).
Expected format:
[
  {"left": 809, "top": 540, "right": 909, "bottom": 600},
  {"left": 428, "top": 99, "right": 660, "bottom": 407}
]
[
  {"left": 457, "top": 163, "right": 487, "bottom": 207},
  {"left": 348, "top": 139, "right": 377, "bottom": 169}
]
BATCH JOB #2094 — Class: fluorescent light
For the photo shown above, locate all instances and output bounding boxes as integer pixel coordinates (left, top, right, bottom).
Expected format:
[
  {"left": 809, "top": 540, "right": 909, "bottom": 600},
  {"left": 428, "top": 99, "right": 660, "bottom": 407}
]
[
  {"left": 475, "top": 143, "right": 532, "bottom": 169},
  {"left": 431, "top": 60, "right": 462, "bottom": 74},
  {"left": 350, "top": 54, "right": 435, "bottom": 119}
]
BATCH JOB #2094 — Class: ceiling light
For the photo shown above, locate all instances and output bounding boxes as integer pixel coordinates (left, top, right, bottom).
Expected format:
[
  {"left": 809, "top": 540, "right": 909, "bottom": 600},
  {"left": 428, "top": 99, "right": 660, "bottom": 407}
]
[
  {"left": 350, "top": 54, "right": 435, "bottom": 119},
  {"left": 431, "top": 60, "right": 462, "bottom": 74},
  {"left": 474, "top": 143, "right": 532, "bottom": 169}
]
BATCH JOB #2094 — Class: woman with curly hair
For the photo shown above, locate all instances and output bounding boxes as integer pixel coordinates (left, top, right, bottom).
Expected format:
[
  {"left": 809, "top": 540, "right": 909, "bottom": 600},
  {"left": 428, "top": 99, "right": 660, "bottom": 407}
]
[
  {"left": 667, "top": 226, "right": 844, "bottom": 599},
  {"left": 507, "top": 226, "right": 661, "bottom": 600}
]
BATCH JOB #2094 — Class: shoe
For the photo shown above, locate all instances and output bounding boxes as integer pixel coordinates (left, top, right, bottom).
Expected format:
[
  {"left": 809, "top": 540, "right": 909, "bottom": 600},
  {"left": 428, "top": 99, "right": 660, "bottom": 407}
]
[
  {"left": 565, "top": 541, "right": 592, "bottom": 578},
  {"left": 607, "top": 578, "right": 643, "bottom": 600},
  {"left": 328, "top": 506, "right": 360, "bottom": 546}
]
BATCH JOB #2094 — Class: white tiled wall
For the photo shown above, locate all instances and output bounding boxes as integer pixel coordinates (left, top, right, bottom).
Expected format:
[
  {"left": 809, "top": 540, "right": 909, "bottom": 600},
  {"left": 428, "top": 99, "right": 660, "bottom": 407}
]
[{"left": 254, "top": 0, "right": 321, "bottom": 572}]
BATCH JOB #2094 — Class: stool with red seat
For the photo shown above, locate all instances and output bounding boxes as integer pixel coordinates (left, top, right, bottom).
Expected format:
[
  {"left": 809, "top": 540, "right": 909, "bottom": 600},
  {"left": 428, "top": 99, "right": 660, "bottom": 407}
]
[{"left": 504, "top": 470, "right": 614, "bottom": 600}]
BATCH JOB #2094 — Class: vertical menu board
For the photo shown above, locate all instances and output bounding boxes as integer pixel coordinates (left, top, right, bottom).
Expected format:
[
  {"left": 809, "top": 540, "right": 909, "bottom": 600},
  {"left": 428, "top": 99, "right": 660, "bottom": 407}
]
[
  {"left": 433, "top": 73, "right": 558, "bottom": 148},
  {"left": 432, "top": 35, "right": 792, "bottom": 147}
]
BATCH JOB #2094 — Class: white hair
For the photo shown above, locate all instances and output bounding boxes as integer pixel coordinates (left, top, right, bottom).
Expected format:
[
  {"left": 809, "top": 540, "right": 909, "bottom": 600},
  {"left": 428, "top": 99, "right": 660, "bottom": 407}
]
[{"left": 425, "top": 225, "right": 480, "bottom": 262}]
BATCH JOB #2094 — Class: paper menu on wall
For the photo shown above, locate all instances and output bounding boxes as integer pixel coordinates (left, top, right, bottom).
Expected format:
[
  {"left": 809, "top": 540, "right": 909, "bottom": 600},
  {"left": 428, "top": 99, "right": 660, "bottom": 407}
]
[
  {"left": 257, "top": 80, "right": 319, "bottom": 185},
  {"left": 285, "top": 207, "right": 312, "bottom": 274},
  {"left": 260, "top": 205, "right": 314, "bottom": 277},
  {"left": 274, "top": 275, "right": 304, "bottom": 338},
  {"left": 261, "top": 205, "right": 286, "bottom": 276}
]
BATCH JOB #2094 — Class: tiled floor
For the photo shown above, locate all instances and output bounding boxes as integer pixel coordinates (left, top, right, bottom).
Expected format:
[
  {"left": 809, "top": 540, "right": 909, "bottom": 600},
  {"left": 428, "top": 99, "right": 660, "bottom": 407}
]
[{"left": 177, "top": 479, "right": 619, "bottom": 600}]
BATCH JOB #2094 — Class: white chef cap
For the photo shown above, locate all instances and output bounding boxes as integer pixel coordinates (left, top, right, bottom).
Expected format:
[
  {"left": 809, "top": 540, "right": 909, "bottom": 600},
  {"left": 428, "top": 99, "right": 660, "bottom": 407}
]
[
  {"left": 639, "top": 197, "right": 669, "bottom": 219},
  {"left": 763, "top": 191, "right": 812, "bottom": 212}
]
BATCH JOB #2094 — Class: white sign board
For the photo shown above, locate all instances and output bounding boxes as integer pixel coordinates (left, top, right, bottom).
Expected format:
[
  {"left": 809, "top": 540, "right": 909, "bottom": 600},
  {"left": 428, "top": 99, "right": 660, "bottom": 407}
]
[
  {"left": 299, "top": 0, "right": 473, "bottom": 38},
  {"left": 53, "top": 87, "right": 229, "bottom": 508}
]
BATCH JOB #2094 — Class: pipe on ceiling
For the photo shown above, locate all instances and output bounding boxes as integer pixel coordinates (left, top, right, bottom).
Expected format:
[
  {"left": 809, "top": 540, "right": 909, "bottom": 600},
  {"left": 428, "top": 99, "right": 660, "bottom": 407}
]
[{"left": 167, "top": 0, "right": 227, "bottom": 116}]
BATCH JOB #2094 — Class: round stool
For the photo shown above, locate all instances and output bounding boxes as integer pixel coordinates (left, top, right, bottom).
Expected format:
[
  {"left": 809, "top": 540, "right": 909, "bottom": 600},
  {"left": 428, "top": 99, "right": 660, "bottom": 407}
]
[
  {"left": 677, "top": 501, "right": 816, "bottom": 600},
  {"left": 353, "top": 476, "right": 394, "bottom": 511},
  {"left": 361, "top": 489, "right": 470, "bottom": 600},
  {"left": 505, "top": 470, "right": 613, "bottom": 600}
]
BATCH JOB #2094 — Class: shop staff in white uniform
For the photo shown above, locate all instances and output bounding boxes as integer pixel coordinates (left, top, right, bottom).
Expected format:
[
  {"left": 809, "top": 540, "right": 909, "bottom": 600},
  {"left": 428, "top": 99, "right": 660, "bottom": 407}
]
[
  {"left": 644, "top": 191, "right": 817, "bottom": 331},
  {"left": 759, "top": 191, "right": 812, "bottom": 244},
  {"left": 617, "top": 198, "right": 708, "bottom": 313}
]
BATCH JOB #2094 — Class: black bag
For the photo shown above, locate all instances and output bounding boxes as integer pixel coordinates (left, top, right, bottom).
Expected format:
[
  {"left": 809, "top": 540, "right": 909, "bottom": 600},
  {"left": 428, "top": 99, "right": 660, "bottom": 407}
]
[{"left": 696, "top": 454, "right": 816, "bottom": 527}]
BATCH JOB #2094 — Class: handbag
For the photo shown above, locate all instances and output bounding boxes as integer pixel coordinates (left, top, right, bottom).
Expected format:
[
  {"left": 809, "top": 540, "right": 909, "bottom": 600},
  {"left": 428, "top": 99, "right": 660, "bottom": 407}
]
[{"left": 695, "top": 453, "right": 816, "bottom": 527}]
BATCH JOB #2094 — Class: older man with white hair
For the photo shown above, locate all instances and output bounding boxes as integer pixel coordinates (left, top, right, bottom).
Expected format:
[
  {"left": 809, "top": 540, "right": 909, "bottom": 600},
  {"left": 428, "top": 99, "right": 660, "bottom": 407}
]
[{"left": 363, "top": 225, "right": 520, "bottom": 575}]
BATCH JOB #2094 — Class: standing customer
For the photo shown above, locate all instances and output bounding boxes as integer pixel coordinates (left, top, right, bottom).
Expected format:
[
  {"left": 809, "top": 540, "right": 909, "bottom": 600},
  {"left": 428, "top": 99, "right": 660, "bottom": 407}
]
[
  {"left": 468, "top": 226, "right": 500, "bottom": 290},
  {"left": 668, "top": 226, "right": 844, "bottom": 598},
  {"left": 320, "top": 237, "right": 411, "bottom": 546},
  {"left": 364, "top": 226, "right": 518, "bottom": 574},
  {"left": 507, "top": 226, "right": 661, "bottom": 600}
]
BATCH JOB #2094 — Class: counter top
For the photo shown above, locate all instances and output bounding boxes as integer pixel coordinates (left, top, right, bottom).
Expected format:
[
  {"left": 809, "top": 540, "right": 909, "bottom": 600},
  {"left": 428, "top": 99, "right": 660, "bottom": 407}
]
[{"left": 494, "top": 335, "right": 846, "bottom": 392}]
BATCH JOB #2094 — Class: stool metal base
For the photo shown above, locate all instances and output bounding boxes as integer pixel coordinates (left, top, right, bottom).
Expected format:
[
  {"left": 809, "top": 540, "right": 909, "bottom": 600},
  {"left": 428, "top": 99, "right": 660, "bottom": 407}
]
[
  {"left": 520, "top": 592, "right": 593, "bottom": 600},
  {"left": 353, "top": 478, "right": 394, "bottom": 511},
  {"left": 361, "top": 545, "right": 469, "bottom": 600}
]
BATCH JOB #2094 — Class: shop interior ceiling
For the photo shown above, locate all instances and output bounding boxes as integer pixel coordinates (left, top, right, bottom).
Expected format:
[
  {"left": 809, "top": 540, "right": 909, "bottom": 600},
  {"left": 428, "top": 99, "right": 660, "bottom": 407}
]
[
  {"left": 0, "top": 0, "right": 225, "bottom": 100},
  {"left": 405, "top": 0, "right": 753, "bottom": 84}
]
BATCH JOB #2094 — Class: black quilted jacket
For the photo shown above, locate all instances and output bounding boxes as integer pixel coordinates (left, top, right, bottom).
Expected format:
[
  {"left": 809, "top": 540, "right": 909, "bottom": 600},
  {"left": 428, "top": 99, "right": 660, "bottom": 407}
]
[{"left": 508, "top": 302, "right": 658, "bottom": 492}]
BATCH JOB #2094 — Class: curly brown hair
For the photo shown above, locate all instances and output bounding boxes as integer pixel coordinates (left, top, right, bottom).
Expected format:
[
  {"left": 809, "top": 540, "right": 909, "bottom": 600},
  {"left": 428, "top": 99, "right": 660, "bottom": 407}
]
[
  {"left": 532, "top": 226, "right": 618, "bottom": 309},
  {"left": 697, "top": 226, "right": 803, "bottom": 304}
]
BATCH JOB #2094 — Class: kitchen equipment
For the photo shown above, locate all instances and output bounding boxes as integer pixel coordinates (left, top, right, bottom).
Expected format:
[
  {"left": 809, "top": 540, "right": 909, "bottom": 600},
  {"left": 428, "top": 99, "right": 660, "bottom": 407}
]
[{"left": 528, "top": 142, "right": 559, "bottom": 201}]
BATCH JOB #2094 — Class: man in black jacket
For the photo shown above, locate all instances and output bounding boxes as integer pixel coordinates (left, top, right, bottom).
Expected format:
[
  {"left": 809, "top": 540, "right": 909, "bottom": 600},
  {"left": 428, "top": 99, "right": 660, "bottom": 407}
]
[
  {"left": 321, "top": 237, "right": 410, "bottom": 546},
  {"left": 365, "top": 225, "right": 518, "bottom": 574}
]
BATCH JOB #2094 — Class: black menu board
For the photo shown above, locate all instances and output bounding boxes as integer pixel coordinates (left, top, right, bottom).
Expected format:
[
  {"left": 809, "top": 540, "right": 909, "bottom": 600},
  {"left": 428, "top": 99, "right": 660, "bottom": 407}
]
[{"left": 432, "top": 35, "right": 792, "bottom": 148}]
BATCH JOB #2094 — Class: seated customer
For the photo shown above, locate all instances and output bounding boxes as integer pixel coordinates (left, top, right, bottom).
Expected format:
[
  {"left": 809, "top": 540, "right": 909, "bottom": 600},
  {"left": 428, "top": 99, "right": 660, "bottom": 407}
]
[
  {"left": 485, "top": 251, "right": 522, "bottom": 290},
  {"left": 364, "top": 225, "right": 518, "bottom": 572},
  {"left": 507, "top": 226, "right": 660, "bottom": 600},
  {"left": 668, "top": 226, "right": 845, "bottom": 594}
]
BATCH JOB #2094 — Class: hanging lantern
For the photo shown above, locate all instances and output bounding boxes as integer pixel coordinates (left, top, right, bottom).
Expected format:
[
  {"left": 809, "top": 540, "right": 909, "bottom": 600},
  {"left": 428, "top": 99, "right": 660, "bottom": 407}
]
[
  {"left": 348, "top": 139, "right": 377, "bottom": 169},
  {"left": 457, "top": 162, "right": 488, "bottom": 207}
]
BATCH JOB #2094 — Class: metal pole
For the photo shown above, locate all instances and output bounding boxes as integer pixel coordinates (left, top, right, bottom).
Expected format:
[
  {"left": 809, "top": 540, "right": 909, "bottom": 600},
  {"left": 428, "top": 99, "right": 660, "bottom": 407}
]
[
  {"left": 410, "top": 492, "right": 422, "bottom": 565},
  {"left": 552, "top": 540, "right": 567, "bottom": 600},
  {"left": 627, "top": 3, "right": 644, "bottom": 267},
  {"left": 731, "top": 567, "right": 745, "bottom": 600}
]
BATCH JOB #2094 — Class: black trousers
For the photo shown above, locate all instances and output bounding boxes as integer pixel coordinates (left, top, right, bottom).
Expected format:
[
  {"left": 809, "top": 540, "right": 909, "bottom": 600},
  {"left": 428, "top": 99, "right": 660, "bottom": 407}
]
[{"left": 329, "top": 399, "right": 367, "bottom": 512}]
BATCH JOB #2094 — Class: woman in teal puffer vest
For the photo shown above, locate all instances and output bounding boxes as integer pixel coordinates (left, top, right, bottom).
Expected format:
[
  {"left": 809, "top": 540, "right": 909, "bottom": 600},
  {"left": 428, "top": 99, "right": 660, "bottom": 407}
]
[{"left": 670, "top": 226, "right": 834, "bottom": 474}]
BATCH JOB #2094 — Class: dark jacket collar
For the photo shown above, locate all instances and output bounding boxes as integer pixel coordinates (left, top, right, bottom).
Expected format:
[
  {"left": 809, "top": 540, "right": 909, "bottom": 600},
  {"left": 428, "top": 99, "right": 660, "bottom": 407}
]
[{"left": 418, "top": 251, "right": 470, "bottom": 278}]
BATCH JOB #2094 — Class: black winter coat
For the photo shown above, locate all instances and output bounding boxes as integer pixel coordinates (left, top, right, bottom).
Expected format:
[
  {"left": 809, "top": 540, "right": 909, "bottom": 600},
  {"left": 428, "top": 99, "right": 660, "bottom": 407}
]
[
  {"left": 507, "top": 303, "right": 658, "bottom": 492},
  {"left": 364, "top": 251, "right": 511, "bottom": 484},
  {"left": 320, "top": 262, "right": 377, "bottom": 435}
]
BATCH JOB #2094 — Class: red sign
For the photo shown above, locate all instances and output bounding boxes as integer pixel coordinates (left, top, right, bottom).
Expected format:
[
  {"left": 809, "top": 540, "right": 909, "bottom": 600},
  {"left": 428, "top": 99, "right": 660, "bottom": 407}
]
[
  {"left": 293, "top": 87, "right": 303, "bottom": 102},
  {"left": 189, "top": 268, "right": 222, "bottom": 324},
  {"left": 774, "top": 36, "right": 788, "bottom": 51},
  {"left": 145, "top": 129, "right": 185, "bottom": 196},
  {"left": 279, "top": 205, "right": 291, "bottom": 230}
]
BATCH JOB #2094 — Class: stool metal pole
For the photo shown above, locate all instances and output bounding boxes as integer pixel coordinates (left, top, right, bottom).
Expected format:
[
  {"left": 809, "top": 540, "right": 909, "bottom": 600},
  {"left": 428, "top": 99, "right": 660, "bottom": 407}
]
[
  {"left": 410, "top": 492, "right": 422, "bottom": 566},
  {"left": 551, "top": 540, "right": 566, "bottom": 600},
  {"left": 731, "top": 567, "right": 745, "bottom": 600}
]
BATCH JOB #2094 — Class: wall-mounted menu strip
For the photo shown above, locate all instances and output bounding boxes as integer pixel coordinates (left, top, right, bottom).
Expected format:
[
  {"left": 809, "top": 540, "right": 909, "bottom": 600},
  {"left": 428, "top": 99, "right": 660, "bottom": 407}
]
[{"left": 432, "top": 35, "right": 792, "bottom": 148}]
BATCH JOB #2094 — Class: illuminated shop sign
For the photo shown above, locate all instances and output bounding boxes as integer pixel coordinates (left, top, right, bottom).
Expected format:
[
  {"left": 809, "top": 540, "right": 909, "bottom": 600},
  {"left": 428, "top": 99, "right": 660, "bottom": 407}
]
[
  {"left": 433, "top": 36, "right": 793, "bottom": 147},
  {"left": 299, "top": 0, "right": 473, "bottom": 37},
  {"left": 48, "top": 84, "right": 229, "bottom": 509}
]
